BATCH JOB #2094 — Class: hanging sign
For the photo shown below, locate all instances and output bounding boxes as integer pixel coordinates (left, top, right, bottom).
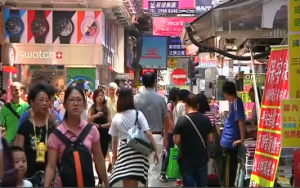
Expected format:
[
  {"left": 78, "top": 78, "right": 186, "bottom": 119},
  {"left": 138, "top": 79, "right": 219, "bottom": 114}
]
[
  {"left": 149, "top": 1, "right": 179, "bottom": 14},
  {"left": 171, "top": 68, "right": 187, "bottom": 85}
]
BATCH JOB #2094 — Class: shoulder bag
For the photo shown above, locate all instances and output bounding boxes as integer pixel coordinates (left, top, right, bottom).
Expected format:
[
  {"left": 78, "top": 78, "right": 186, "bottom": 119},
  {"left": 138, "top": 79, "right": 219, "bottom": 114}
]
[
  {"left": 185, "top": 115, "right": 222, "bottom": 160},
  {"left": 126, "top": 110, "right": 154, "bottom": 156},
  {"left": 5, "top": 103, "right": 20, "bottom": 119}
]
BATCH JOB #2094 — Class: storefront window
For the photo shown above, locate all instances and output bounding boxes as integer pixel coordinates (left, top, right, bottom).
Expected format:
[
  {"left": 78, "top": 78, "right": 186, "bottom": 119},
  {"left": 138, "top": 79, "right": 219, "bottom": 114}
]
[{"left": 20, "top": 65, "right": 65, "bottom": 90}]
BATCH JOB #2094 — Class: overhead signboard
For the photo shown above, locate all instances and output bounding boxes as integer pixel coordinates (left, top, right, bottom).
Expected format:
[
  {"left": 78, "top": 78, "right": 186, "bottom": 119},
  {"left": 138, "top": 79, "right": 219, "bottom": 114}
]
[
  {"left": 149, "top": 1, "right": 179, "bottom": 14},
  {"left": 168, "top": 36, "right": 186, "bottom": 56},
  {"left": 153, "top": 17, "right": 196, "bottom": 36},
  {"left": 143, "top": 0, "right": 195, "bottom": 10}
]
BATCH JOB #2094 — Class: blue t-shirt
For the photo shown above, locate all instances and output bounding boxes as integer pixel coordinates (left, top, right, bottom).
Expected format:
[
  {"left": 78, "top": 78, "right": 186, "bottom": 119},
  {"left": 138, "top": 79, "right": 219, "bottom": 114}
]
[
  {"left": 221, "top": 97, "right": 245, "bottom": 149},
  {"left": 18, "top": 110, "right": 62, "bottom": 128}
]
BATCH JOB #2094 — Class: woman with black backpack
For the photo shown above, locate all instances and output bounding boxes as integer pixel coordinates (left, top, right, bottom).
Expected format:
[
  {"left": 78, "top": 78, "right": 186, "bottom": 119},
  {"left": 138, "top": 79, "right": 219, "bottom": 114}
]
[{"left": 44, "top": 87, "right": 109, "bottom": 187}]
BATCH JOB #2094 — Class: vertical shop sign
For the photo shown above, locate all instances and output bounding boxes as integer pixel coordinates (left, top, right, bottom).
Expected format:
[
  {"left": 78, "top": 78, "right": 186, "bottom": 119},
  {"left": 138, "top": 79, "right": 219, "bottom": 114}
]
[
  {"left": 137, "top": 36, "right": 168, "bottom": 69},
  {"left": 281, "top": 99, "right": 300, "bottom": 148},
  {"left": 249, "top": 47, "right": 289, "bottom": 187},
  {"left": 149, "top": 1, "right": 179, "bottom": 14}
]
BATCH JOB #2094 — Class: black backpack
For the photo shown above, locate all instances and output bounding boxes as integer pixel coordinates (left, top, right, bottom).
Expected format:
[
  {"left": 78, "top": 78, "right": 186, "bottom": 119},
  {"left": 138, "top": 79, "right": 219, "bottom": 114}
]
[{"left": 52, "top": 124, "right": 95, "bottom": 187}]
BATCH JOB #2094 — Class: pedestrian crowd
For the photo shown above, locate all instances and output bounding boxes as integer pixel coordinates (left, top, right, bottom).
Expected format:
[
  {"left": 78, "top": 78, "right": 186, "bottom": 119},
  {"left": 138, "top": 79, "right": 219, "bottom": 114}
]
[{"left": 0, "top": 71, "right": 248, "bottom": 187}]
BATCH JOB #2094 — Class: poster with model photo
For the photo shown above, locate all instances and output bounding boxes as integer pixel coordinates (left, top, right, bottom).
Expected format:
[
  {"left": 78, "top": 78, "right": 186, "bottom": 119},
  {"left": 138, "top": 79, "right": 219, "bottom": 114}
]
[
  {"left": 27, "top": 10, "right": 52, "bottom": 44},
  {"left": 4, "top": 9, "right": 28, "bottom": 43},
  {"left": 77, "top": 11, "right": 102, "bottom": 44},
  {"left": 67, "top": 68, "right": 96, "bottom": 91},
  {"left": 52, "top": 11, "right": 77, "bottom": 44}
]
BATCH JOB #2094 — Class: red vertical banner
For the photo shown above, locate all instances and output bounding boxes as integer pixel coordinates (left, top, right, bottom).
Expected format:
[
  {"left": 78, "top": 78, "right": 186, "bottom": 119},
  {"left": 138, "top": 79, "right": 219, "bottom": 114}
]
[{"left": 250, "top": 47, "right": 289, "bottom": 187}]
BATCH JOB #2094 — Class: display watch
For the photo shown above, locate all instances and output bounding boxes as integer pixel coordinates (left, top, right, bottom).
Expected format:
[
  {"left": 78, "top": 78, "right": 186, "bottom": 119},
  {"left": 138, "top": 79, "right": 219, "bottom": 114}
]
[
  {"left": 31, "top": 10, "right": 49, "bottom": 43},
  {"left": 5, "top": 10, "right": 24, "bottom": 43},
  {"left": 56, "top": 17, "right": 74, "bottom": 44},
  {"left": 80, "top": 11, "right": 99, "bottom": 44}
]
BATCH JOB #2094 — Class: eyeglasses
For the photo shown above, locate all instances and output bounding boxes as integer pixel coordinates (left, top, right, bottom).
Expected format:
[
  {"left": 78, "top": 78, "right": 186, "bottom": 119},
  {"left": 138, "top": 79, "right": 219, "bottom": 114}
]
[{"left": 66, "top": 98, "right": 84, "bottom": 104}]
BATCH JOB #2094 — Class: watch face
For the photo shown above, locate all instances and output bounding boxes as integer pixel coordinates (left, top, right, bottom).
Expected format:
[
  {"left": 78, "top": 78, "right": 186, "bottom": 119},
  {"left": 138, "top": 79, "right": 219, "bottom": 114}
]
[
  {"left": 31, "top": 18, "right": 49, "bottom": 36},
  {"left": 5, "top": 17, "right": 24, "bottom": 36},
  {"left": 81, "top": 18, "right": 98, "bottom": 37},
  {"left": 56, "top": 18, "right": 73, "bottom": 37}
]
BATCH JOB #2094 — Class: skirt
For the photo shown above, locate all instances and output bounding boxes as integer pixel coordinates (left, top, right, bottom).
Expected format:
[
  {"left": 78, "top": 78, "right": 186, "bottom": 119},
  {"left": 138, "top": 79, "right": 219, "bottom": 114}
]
[{"left": 109, "top": 143, "right": 149, "bottom": 186}]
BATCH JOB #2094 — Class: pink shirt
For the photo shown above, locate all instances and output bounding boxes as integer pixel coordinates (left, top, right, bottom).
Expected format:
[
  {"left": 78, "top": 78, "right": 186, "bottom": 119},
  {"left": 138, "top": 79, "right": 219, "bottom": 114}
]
[{"left": 48, "top": 119, "right": 100, "bottom": 187}]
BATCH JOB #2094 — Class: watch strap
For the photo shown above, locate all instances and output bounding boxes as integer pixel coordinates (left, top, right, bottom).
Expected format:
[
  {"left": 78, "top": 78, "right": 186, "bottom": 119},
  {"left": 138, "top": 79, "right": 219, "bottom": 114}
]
[
  {"left": 59, "top": 35, "right": 71, "bottom": 44},
  {"left": 35, "top": 10, "right": 45, "bottom": 18},
  {"left": 10, "top": 10, "right": 19, "bottom": 16},
  {"left": 9, "top": 36, "right": 20, "bottom": 43},
  {"left": 35, "top": 37, "right": 46, "bottom": 43},
  {"left": 84, "top": 11, "right": 95, "bottom": 18}
]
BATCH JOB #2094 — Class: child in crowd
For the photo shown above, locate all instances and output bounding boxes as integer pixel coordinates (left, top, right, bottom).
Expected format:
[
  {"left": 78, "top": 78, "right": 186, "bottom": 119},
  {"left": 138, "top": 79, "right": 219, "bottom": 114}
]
[{"left": 11, "top": 146, "right": 32, "bottom": 187}]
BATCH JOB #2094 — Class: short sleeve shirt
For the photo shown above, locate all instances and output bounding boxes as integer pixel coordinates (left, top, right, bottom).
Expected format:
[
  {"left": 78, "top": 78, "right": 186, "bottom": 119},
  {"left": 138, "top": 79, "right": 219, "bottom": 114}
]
[
  {"left": 134, "top": 88, "right": 168, "bottom": 132},
  {"left": 109, "top": 110, "right": 150, "bottom": 140},
  {"left": 48, "top": 119, "right": 100, "bottom": 187},
  {"left": 221, "top": 97, "right": 245, "bottom": 149},
  {"left": 0, "top": 100, "right": 29, "bottom": 141}
]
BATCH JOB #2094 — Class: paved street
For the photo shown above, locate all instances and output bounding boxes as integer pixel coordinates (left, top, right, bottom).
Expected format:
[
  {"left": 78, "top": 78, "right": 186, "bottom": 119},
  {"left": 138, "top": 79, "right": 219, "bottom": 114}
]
[{"left": 94, "top": 162, "right": 176, "bottom": 187}]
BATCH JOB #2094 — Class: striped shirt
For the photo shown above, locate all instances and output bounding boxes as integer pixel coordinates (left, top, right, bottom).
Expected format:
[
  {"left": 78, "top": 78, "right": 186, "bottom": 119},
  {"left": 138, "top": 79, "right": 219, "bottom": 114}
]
[{"left": 205, "top": 111, "right": 216, "bottom": 126}]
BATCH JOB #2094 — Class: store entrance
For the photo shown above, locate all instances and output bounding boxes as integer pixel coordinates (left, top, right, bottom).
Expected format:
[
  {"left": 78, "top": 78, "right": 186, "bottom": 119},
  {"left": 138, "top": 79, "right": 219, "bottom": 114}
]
[{"left": 21, "top": 65, "right": 65, "bottom": 90}]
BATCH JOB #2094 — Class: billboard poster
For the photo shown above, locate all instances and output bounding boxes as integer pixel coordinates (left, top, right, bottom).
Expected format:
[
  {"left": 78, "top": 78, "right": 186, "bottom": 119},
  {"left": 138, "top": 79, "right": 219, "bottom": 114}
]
[
  {"left": 4, "top": 9, "right": 28, "bottom": 43},
  {"left": 137, "top": 36, "right": 168, "bottom": 69},
  {"left": 149, "top": 1, "right": 179, "bottom": 14},
  {"left": 153, "top": 17, "right": 196, "bottom": 36},
  {"left": 27, "top": 10, "right": 52, "bottom": 44},
  {"left": 143, "top": 0, "right": 195, "bottom": 10}
]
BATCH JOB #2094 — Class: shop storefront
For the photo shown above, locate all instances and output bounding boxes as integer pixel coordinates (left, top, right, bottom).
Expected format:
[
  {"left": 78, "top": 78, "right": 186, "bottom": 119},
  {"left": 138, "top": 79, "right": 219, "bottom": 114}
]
[{"left": 1, "top": 43, "right": 103, "bottom": 91}]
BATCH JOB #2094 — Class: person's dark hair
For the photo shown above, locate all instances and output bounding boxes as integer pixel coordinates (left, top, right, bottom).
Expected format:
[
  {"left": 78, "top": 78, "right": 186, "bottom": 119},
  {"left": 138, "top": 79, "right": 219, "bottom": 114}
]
[
  {"left": 28, "top": 83, "right": 50, "bottom": 104},
  {"left": 142, "top": 71, "right": 156, "bottom": 87},
  {"left": 117, "top": 88, "right": 135, "bottom": 113},
  {"left": 178, "top": 89, "right": 190, "bottom": 102},
  {"left": 168, "top": 87, "right": 180, "bottom": 103},
  {"left": 46, "top": 84, "right": 56, "bottom": 97},
  {"left": 10, "top": 146, "right": 25, "bottom": 153},
  {"left": 64, "top": 86, "right": 86, "bottom": 120},
  {"left": 92, "top": 89, "right": 108, "bottom": 114},
  {"left": 1, "top": 89, "right": 7, "bottom": 95},
  {"left": 197, "top": 94, "right": 211, "bottom": 113},
  {"left": 222, "top": 81, "right": 237, "bottom": 96},
  {"left": 185, "top": 94, "right": 198, "bottom": 109},
  {"left": 99, "top": 84, "right": 106, "bottom": 90},
  {"left": 249, "top": 87, "right": 262, "bottom": 104}
]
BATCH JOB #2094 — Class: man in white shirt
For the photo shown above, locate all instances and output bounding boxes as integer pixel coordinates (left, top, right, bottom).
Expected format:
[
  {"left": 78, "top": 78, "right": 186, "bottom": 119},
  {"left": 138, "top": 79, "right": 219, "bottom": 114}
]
[{"left": 173, "top": 89, "right": 190, "bottom": 125}]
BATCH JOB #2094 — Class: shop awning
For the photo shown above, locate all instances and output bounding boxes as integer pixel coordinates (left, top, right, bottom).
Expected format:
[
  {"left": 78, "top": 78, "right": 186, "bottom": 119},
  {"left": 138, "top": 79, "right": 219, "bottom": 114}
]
[{"left": 182, "top": 0, "right": 288, "bottom": 47}]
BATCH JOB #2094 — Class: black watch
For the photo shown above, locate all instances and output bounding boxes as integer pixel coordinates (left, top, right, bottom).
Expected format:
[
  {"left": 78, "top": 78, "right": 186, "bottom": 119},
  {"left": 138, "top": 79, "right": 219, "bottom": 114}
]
[{"left": 31, "top": 10, "right": 49, "bottom": 43}]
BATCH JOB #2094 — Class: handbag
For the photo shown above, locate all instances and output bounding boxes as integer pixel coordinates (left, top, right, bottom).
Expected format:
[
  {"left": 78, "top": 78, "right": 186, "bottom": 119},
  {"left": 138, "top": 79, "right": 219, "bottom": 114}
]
[
  {"left": 126, "top": 110, "right": 154, "bottom": 156},
  {"left": 185, "top": 115, "right": 223, "bottom": 160},
  {"left": 166, "top": 145, "right": 181, "bottom": 179}
]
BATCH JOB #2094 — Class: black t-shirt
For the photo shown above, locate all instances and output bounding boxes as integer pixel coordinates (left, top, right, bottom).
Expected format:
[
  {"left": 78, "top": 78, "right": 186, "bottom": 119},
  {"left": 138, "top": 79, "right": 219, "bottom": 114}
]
[
  {"left": 17, "top": 119, "right": 54, "bottom": 177},
  {"left": 174, "top": 112, "right": 213, "bottom": 170}
]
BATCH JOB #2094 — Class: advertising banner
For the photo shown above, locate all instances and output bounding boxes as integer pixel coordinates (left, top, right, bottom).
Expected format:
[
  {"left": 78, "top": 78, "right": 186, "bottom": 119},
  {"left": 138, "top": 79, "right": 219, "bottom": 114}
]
[
  {"left": 288, "top": 34, "right": 300, "bottom": 98},
  {"left": 195, "top": 0, "right": 212, "bottom": 14},
  {"left": 281, "top": 98, "right": 300, "bottom": 148},
  {"left": 136, "top": 36, "right": 168, "bottom": 69},
  {"left": 67, "top": 68, "right": 96, "bottom": 90},
  {"left": 149, "top": 1, "right": 179, "bottom": 14},
  {"left": 238, "top": 74, "right": 266, "bottom": 119},
  {"left": 168, "top": 36, "right": 186, "bottom": 56},
  {"left": 249, "top": 47, "right": 289, "bottom": 187},
  {"left": 153, "top": 17, "right": 196, "bottom": 36},
  {"left": 4, "top": 9, "right": 102, "bottom": 44},
  {"left": 143, "top": 0, "right": 195, "bottom": 10}
]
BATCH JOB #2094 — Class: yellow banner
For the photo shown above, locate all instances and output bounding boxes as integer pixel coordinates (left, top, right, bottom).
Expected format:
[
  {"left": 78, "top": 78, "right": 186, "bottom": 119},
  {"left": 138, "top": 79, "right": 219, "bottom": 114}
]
[
  {"left": 289, "top": 0, "right": 300, "bottom": 32},
  {"left": 281, "top": 99, "right": 300, "bottom": 148},
  {"left": 288, "top": 34, "right": 300, "bottom": 98},
  {"left": 167, "top": 58, "right": 178, "bottom": 68}
]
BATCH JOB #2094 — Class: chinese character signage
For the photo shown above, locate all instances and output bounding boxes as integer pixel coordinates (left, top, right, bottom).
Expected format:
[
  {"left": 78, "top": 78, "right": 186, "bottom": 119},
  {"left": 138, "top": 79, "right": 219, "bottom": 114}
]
[
  {"left": 249, "top": 47, "right": 289, "bottom": 187},
  {"left": 288, "top": 0, "right": 300, "bottom": 98},
  {"left": 167, "top": 58, "right": 178, "bottom": 68},
  {"left": 144, "top": 0, "right": 195, "bottom": 10},
  {"left": 168, "top": 36, "right": 186, "bottom": 56},
  {"left": 153, "top": 17, "right": 196, "bottom": 36},
  {"left": 262, "top": 47, "right": 289, "bottom": 106},
  {"left": 136, "top": 36, "right": 168, "bottom": 69},
  {"left": 149, "top": 1, "right": 178, "bottom": 14},
  {"left": 281, "top": 99, "right": 300, "bottom": 148}
]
